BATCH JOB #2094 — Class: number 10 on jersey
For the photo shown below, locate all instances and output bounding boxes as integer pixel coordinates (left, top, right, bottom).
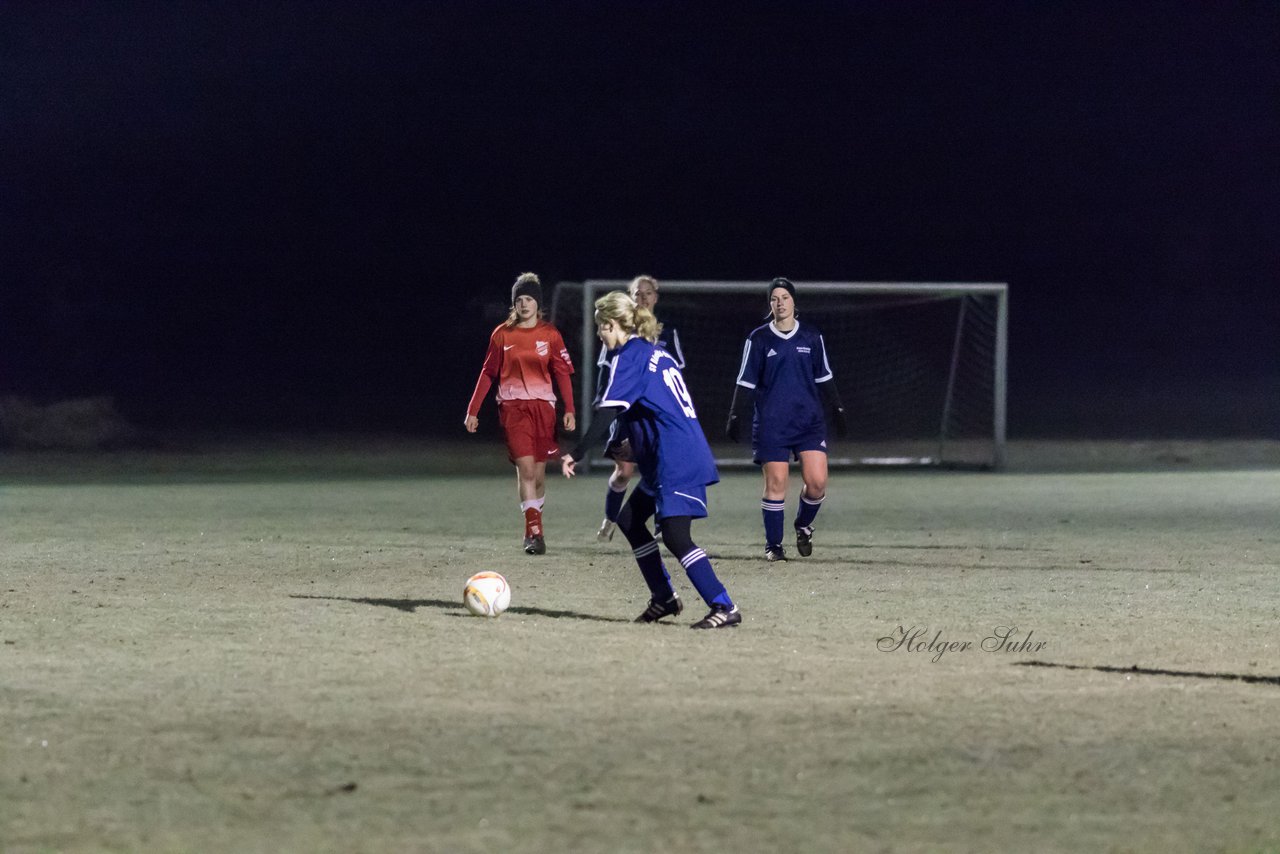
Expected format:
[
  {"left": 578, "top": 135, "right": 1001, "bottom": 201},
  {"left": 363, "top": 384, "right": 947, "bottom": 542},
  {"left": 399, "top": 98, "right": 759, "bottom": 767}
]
[{"left": 663, "top": 367, "right": 697, "bottom": 418}]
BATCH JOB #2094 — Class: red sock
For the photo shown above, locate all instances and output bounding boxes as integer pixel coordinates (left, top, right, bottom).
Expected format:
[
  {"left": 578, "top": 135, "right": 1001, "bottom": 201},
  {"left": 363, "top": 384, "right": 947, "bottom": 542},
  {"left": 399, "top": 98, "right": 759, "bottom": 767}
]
[{"left": 524, "top": 507, "right": 543, "bottom": 538}]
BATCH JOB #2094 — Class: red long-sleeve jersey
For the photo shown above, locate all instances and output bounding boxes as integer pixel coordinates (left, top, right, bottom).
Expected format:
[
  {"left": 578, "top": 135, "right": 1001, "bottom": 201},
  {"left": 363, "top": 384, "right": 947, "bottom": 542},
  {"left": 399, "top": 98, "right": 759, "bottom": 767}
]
[{"left": 467, "top": 321, "right": 576, "bottom": 417}]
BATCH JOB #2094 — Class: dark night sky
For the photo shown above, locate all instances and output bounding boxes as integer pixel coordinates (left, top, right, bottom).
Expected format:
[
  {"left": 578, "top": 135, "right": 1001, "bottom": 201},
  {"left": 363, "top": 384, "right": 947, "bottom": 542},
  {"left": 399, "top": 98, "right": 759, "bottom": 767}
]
[{"left": 3, "top": 1, "right": 1278, "bottom": 438}]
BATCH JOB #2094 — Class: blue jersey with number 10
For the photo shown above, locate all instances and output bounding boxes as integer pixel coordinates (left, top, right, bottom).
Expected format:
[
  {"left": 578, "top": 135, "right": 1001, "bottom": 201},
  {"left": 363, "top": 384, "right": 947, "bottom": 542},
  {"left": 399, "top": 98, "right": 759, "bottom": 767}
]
[{"left": 599, "top": 336, "right": 719, "bottom": 491}]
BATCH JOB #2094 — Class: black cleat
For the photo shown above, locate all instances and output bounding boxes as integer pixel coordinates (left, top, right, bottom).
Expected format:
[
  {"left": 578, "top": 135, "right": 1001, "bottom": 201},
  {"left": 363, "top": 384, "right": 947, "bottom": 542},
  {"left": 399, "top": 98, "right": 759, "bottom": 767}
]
[
  {"left": 523, "top": 535, "right": 546, "bottom": 555},
  {"left": 690, "top": 604, "right": 742, "bottom": 629},
  {"left": 765, "top": 545, "right": 787, "bottom": 562},
  {"left": 635, "top": 594, "right": 683, "bottom": 623},
  {"left": 795, "top": 525, "right": 814, "bottom": 557}
]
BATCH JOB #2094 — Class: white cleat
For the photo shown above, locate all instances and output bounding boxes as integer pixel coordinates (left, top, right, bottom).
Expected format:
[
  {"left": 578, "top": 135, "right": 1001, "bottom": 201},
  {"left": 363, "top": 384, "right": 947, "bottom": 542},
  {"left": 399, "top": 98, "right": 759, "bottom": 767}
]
[{"left": 596, "top": 519, "right": 616, "bottom": 542}]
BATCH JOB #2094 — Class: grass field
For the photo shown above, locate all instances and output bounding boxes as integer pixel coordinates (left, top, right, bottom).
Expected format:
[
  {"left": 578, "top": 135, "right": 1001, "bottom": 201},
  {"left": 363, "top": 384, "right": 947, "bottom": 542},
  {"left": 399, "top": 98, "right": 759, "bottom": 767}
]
[{"left": 3, "top": 440, "right": 1279, "bottom": 853}]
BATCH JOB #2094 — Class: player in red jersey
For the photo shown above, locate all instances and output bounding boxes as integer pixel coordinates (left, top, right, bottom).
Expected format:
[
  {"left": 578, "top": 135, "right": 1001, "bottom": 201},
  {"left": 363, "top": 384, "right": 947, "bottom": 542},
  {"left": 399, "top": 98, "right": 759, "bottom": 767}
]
[{"left": 465, "top": 273, "right": 576, "bottom": 554}]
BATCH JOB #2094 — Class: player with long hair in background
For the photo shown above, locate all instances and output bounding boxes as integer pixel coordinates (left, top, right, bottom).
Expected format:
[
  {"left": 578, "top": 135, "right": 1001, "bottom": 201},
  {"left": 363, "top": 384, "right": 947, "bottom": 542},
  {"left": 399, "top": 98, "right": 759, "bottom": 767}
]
[
  {"left": 726, "top": 277, "right": 847, "bottom": 561},
  {"left": 465, "top": 273, "right": 576, "bottom": 555},
  {"left": 561, "top": 291, "right": 739, "bottom": 628},
  {"left": 565, "top": 275, "right": 685, "bottom": 544}
]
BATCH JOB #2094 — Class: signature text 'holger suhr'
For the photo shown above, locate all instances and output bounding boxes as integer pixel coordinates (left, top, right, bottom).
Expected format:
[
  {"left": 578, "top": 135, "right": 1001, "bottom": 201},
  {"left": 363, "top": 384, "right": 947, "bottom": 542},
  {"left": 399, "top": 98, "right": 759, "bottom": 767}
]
[{"left": 876, "top": 626, "right": 1048, "bottom": 663}]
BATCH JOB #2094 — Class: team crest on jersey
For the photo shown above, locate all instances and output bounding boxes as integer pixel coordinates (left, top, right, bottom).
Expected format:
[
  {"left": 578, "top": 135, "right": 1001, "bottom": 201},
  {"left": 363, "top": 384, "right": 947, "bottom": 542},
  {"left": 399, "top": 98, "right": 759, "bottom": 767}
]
[{"left": 536, "top": 340, "right": 549, "bottom": 356}]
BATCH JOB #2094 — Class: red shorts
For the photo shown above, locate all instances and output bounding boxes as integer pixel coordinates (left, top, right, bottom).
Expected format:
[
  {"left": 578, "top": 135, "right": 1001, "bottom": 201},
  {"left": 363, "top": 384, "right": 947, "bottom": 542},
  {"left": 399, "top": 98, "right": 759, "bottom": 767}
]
[{"left": 499, "top": 399, "right": 560, "bottom": 463}]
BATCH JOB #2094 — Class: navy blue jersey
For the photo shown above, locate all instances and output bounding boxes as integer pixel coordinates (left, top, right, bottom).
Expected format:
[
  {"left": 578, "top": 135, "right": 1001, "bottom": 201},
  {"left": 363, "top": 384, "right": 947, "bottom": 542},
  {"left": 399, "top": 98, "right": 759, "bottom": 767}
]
[
  {"left": 657, "top": 323, "right": 684, "bottom": 369},
  {"left": 599, "top": 336, "right": 718, "bottom": 491},
  {"left": 734, "top": 320, "right": 835, "bottom": 447},
  {"left": 593, "top": 320, "right": 681, "bottom": 406}
]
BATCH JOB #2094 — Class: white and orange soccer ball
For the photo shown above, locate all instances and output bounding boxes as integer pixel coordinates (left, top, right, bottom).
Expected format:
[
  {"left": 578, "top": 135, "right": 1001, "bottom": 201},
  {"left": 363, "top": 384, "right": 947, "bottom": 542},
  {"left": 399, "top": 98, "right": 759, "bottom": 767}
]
[{"left": 463, "top": 571, "right": 511, "bottom": 618}]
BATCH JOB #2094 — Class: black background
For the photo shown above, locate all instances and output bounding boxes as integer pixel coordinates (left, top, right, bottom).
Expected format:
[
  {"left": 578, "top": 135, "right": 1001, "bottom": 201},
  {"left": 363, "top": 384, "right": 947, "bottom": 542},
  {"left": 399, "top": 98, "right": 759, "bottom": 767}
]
[{"left": 4, "top": 2, "right": 1277, "bottom": 438}]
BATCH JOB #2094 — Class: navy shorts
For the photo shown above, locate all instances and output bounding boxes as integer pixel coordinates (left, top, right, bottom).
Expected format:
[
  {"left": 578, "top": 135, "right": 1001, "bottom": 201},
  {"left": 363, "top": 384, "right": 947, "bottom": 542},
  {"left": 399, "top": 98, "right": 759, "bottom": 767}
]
[
  {"left": 638, "top": 480, "right": 710, "bottom": 520},
  {"left": 752, "top": 434, "right": 828, "bottom": 466}
]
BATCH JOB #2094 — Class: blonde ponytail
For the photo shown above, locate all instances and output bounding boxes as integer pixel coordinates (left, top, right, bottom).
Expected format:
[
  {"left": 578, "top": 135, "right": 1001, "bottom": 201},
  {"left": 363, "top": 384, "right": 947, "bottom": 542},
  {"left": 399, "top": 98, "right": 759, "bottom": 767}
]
[{"left": 593, "top": 291, "right": 659, "bottom": 343}]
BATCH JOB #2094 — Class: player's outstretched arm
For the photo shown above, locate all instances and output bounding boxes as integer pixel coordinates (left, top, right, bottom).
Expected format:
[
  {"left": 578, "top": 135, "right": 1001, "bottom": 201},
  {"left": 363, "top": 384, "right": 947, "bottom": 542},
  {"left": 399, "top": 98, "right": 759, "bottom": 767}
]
[{"left": 565, "top": 407, "right": 620, "bottom": 463}]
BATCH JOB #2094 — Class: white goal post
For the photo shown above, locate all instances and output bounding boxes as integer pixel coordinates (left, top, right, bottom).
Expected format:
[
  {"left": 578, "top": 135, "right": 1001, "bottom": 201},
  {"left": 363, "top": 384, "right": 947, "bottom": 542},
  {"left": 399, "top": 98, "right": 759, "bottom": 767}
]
[{"left": 550, "top": 280, "right": 1008, "bottom": 469}]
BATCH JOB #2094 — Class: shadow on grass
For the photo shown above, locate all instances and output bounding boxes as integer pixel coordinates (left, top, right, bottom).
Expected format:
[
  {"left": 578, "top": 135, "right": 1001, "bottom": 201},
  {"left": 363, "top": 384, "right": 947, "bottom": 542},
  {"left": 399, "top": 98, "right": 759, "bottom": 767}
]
[
  {"left": 1017, "top": 659, "right": 1280, "bottom": 687},
  {"left": 290, "top": 593, "right": 634, "bottom": 624}
]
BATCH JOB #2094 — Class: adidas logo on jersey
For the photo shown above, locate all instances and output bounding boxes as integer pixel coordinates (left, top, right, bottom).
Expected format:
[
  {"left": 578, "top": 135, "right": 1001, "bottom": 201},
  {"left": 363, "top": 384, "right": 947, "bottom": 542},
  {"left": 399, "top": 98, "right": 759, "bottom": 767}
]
[{"left": 766, "top": 348, "right": 778, "bottom": 357}]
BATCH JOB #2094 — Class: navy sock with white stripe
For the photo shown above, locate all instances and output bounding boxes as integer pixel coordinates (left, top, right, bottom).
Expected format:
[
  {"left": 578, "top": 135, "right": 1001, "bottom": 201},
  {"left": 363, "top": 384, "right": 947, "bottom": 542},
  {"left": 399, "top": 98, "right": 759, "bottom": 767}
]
[
  {"left": 762, "top": 498, "right": 785, "bottom": 548},
  {"left": 632, "top": 539, "right": 675, "bottom": 601},
  {"left": 795, "top": 492, "right": 824, "bottom": 530},
  {"left": 603, "top": 481, "right": 627, "bottom": 523}
]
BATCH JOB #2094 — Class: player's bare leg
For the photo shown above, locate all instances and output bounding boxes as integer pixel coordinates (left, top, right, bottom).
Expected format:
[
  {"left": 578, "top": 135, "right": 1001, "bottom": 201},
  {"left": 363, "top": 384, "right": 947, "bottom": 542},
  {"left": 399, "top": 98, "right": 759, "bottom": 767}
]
[
  {"left": 516, "top": 456, "right": 547, "bottom": 554},
  {"left": 794, "top": 450, "right": 829, "bottom": 556},
  {"left": 598, "top": 460, "right": 635, "bottom": 542}
]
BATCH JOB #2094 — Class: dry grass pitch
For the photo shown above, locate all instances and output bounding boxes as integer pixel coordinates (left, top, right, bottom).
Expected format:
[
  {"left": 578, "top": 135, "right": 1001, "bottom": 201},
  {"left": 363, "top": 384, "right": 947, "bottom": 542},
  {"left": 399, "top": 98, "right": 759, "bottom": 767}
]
[{"left": 2, "top": 441, "right": 1279, "bottom": 853}]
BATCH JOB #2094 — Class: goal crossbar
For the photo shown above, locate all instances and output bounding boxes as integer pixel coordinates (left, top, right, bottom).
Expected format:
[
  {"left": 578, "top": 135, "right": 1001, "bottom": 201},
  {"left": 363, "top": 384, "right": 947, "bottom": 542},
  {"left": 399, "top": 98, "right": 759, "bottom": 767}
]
[{"left": 552, "top": 280, "right": 1008, "bottom": 470}]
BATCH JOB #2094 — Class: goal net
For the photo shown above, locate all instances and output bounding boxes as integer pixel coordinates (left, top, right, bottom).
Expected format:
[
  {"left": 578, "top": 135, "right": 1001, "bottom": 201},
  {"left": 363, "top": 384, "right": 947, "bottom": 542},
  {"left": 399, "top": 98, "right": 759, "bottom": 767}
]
[{"left": 550, "top": 280, "right": 1008, "bottom": 469}]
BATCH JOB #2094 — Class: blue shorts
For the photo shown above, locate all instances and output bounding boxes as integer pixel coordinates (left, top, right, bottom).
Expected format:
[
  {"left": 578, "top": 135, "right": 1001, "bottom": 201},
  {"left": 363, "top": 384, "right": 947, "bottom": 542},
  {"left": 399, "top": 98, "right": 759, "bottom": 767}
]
[
  {"left": 753, "top": 434, "right": 828, "bottom": 466},
  {"left": 636, "top": 480, "right": 711, "bottom": 521}
]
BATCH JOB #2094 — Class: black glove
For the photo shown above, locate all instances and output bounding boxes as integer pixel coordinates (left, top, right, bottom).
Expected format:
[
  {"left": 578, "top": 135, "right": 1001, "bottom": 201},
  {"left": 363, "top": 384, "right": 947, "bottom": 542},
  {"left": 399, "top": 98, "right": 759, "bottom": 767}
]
[
  {"left": 832, "top": 407, "right": 848, "bottom": 439},
  {"left": 725, "top": 413, "right": 741, "bottom": 443}
]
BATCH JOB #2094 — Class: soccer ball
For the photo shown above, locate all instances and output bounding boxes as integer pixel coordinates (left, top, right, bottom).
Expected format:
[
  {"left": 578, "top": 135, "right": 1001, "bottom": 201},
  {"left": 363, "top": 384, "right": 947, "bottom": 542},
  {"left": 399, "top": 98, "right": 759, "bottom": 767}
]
[{"left": 463, "top": 571, "right": 511, "bottom": 618}]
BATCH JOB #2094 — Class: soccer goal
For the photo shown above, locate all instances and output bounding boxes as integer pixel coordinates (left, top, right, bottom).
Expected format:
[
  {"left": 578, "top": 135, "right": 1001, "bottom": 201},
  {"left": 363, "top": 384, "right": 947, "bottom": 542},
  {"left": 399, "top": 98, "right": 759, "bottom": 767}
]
[{"left": 550, "top": 280, "right": 1008, "bottom": 469}]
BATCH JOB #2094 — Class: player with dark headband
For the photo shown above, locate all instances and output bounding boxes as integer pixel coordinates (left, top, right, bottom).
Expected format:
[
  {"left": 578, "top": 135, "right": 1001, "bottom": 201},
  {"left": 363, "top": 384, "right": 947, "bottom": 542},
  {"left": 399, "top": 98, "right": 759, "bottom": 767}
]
[
  {"left": 726, "top": 277, "right": 847, "bottom": 561},
  {"left": 465, "top": 272, "right": 576, "bottom": 555},
  {"left": 562, "top": 290, "right": 740, "bottom": 629}
]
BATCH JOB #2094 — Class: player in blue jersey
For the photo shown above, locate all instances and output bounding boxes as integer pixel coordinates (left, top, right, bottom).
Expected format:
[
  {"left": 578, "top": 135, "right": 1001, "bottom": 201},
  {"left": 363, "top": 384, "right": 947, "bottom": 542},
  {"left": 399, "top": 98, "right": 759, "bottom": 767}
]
[
  {"left": 588, "top": 276, "right": 685, "bottom": 544},
  {"left": 726, "top": 277, "right": 847, "bottom": 562},
  {"left": 562, "top": 290, "right": 739, "bottom": 629}
]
